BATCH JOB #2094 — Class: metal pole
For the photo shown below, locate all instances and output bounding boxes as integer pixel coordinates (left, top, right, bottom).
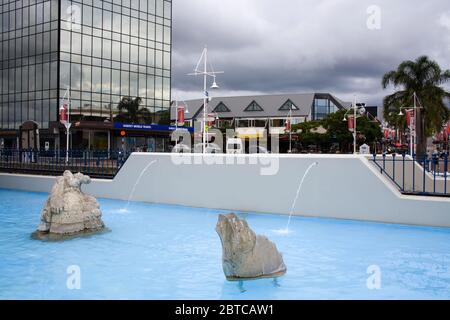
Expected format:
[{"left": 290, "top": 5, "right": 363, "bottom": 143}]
[
  {"left": 353, "top": 95, "right": 357, "bottom": 154},
  {"left": 289, "top": 108, "right": 292, "bottom": 153},
  {"left": 203, "top": 47, "right": 207, "bottom": 154},
  {"left": 65, "top": 87, "right": 71, "bottom": 164},
  {"left": 175, "top": 100, "right": 178, "bottom": 147},
  {"left": 412, "top": 92, "right": 416, "bottom": 157}
]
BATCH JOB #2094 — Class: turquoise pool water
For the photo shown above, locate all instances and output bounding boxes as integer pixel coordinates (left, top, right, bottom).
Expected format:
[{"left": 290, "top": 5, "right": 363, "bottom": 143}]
[{"left": 0, "top": 188, "right": 449, "bottom": 300}]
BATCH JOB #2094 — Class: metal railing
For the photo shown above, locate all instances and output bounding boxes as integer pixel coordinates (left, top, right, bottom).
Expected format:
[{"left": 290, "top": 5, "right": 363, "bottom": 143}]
[
  {"left": 370, "top": 153, "right": 449, "bottom": 197},
  {"left": 0, "top": 149, "right": 131, "bottom": 179}
]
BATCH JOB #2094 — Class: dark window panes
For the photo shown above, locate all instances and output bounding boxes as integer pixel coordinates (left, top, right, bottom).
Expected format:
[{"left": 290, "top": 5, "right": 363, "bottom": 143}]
[
  {"left": 36, "top": 33, "right": 43, "bottom": 54},
  {"left": 71, "top": 32, "right": 81, "bottom": 54},
  {"left": 50, "top": 61, "right": 57, "bottom": 89},
  {"left": 92, "top": 66, "right": 101, "bottom": 93},
  {"left": 71, "top": 63, "right": 81, "bottom": 90},
  {"left": 92, "top": 37, "right": 101, "bottom": 57},
  {"left": 35, "top": 64, "right": 43, "bottom": 90},
  {"left": 83, "top": 5, "right": 92, "bottom": 26},
  {"left": 93, "top": 8, "right": 102, "bottom": 29},
  {"left": 29, "top": 65, "right": 35, "bottom": 91},
  {"left": 113, "top": 13, "right": 121, "bottom": 33},
  {"left": 16, "top": 9, "right": 23, "bottom": 29},
  {"left": 51, "top": 0, "right": 59, "bottom": 21},
  {"left": 112, "top": 41, "right": 120, "bottom": 60},
  {"left": 130, "top": 72, "right": 138, "bottom": 97},
  {"left": 148, "top": 0, "right": 156, "bottom": 15},
  {"left": 21, "top": 66, "right": 29, "bottom": 92},
  {"left": 82, "top": 65, "right": 91, "bottom": 91},
  {"left": 29, "top": 5, "right": 35, "bottom": 25},
  {"left": 51, "top": 30, "right": 58, "bottom": 52},
  {"left": 36, "top": 3, "right": 43, "bottom": 24},
  {"left": 122, "top": 15, "right": 130, "bottom": 35},
  {"left": 121, "top": 70, "right": 129, "bottom": 96},
  {"left": 103, "top": 10, "right": 112, "bottom": 31},
  {"left": 148, "top": 23, "right": 155, "bottom": 41},
  {"left": 130, "top": 45, "right": 138, "bottom": 64},
  {"left": 140, "top": 0, "right": 148, "bottom": 12},
  {"left": 82, "top": 34, "right": 92, "bottom": 56},
  {"left": 60, "top": 61, "right": 70, "bottom": 87},
  {"left": 43, "top": 31, "right": 51, "bottom": 53},
  {"left": 112, "top": 69, "right": 120, "bottom": 95},
  {"left": 156, "top": 0, "right": 163, "bottom": 17},
  {"left": 102, "top": 68, "right": 111, "bottom": 93},
  {"left": 44, "top": 1, "right": 51, "bottom": 23},
  {"left": 22, "top": 7, "right": 29, "bottom": 28},
  {"left": 43, "top": 62, "right": 50, "bottom": 90},
  {"left": 102, "top": 39, "right": 111, "bottom": 60},
  {"left": 121, "top": 42, "right": 129, "bottom": 62},
  {"left": 61, "top": 30, "right": 71, "bottom": 52}
]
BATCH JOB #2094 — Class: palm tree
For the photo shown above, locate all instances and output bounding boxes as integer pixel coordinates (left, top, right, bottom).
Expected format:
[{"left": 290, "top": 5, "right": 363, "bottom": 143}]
[
  {"left": 114, "top": 96, "right": 152, "bottom": 124},
  {"left": 382, "top": 56, "right": 450, "bottom": 157}
]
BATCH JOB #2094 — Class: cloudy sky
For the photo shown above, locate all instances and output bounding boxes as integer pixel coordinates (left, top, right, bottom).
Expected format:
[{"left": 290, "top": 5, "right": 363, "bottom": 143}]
[{"left": 171, "top": 0, "right": 450, "bottom": 106}]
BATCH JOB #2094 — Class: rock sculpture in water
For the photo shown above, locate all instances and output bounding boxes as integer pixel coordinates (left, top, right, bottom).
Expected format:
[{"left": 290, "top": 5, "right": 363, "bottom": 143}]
[
  {"left": 34, "top": 171, "right": 105, "bottom": 238},
  {"left": 215, "top": 213, "right": 287, "bottom": 280}
]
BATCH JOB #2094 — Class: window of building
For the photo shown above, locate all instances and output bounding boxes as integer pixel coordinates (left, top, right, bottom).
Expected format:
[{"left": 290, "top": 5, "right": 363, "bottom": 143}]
[
  {"left": 244, "top": 101, "right": 263, "bottom": 112},
  {"left": 213, "top": 102, "right": 230, "bottom": 113},
  {"left": 279, "top": 99, "right": 299, "bottom": 111}
]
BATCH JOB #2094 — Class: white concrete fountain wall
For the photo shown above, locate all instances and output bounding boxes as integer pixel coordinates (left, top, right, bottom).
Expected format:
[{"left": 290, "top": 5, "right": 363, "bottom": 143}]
[{"left": 1, "top": 153, "right": 450, "bottom": 227}]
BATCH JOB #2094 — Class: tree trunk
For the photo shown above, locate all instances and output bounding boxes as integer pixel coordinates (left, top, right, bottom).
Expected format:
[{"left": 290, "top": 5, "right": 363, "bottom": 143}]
[{"left": 415, "top": 108, "right": 427, "bottom": 159}]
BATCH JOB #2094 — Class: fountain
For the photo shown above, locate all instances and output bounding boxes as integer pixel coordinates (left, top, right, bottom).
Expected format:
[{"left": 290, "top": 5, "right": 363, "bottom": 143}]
[
  {"left": 119, "top": 160, "right": 157, "bottom": 213},
  {"left": 33, "top": 171, "right": 105, "bottom": 240},
  {"left": 276, "top": 161, "right": 319, "bottom": 235},
  {"left": 216, "top": 213, "right": 287, "bottom": 281}
]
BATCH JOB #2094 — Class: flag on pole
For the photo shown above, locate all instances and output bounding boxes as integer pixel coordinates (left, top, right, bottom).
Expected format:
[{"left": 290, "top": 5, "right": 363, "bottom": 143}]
[{"left": 60, "top": 88, "right": 70, "bottom": 127}]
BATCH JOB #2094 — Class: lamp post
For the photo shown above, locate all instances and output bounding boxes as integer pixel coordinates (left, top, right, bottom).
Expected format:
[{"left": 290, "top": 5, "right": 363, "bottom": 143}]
[
  {"left": 398, "top": 92, "right": 423, "bottom": 157},
  {"left": 59, "top": 87, "right": 71, "bottom": 164},
  {"left": 342, "top": 97, "right": 366, "bottom": 154},
  {"left": 188, "top": 47, "right": 223, "bottom": 154}
]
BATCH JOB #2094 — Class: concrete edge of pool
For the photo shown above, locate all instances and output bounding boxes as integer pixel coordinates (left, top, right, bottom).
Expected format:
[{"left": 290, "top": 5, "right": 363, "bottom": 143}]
[{"left": 0, "top": 153, "right": 449, "bottom": 228}]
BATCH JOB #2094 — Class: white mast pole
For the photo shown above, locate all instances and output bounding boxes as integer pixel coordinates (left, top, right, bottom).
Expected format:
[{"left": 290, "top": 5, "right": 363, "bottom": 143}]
[
  {"left": 203, "top": 47, "right": 208, "bottom": 154},
  {"left": 353, "top": 95, "right": 357, "bottom": 154}
]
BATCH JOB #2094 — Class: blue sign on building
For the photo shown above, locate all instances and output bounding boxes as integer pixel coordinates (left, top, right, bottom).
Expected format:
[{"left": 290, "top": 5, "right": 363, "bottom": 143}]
[{"left": 114, "top": 123, "right": 194, "bottom": 133}]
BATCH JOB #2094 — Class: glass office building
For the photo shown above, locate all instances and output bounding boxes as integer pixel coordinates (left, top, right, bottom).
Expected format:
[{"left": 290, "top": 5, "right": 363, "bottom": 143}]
[{"left": 0, "top": 0, "right": 172, "bottom": 151}]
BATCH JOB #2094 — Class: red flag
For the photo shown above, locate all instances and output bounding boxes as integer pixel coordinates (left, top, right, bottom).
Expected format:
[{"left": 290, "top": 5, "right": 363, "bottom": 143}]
[
  {"left": 347, "top": 115, "right": 355, "bottom": 132},
  {"left": 406, "top": 110, "right": 414, "bottom": 127},
  {"left": 285, "top": 119, "right": 291, "bottom": 132},
  {"left": 177, "top": 106, "right": 185, "bottom": 126},
  {"left": 59, "top": 103, "right": 68, "bottom": 125}
]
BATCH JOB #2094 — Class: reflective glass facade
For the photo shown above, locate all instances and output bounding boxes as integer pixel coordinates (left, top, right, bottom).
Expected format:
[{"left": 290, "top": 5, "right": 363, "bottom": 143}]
[
  {"left": 1, "top": 0, "right": 60, "bottom": 130},
  {"left": 0, "top": 0, "right": 172, "bottom": 131},
  {"left": 313, "top": 97, "right": 339, "bottom": 120}
]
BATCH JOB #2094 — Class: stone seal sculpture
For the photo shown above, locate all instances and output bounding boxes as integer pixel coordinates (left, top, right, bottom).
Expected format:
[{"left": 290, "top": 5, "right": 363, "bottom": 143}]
[
  {"left": 215, "top": 213, "right": 287, "bottom": 280},
  {"left": 34, "top": 170, "right": 105, "bottom": 238}
]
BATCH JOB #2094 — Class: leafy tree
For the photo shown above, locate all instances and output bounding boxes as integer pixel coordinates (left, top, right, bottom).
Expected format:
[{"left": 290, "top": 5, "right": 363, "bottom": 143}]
[
  {"left": 292, "top": 109, "right": 382, "bottom": 153},
  {"left": 382, "top": 56, "right": 450, "bottom": 157},
  {"left": 114, "top": 96, "right": 153, "bottom": 124}
]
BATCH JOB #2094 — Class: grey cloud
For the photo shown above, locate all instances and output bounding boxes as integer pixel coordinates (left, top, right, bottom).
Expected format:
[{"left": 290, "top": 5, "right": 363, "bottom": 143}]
[{"left": 172, "top": 0, "right": 450, "bottom": 106}]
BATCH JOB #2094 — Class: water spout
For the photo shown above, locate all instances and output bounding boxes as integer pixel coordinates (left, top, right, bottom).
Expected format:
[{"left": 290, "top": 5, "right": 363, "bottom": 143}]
[
  {"left": 121, "top": 160, "right": 157, "bottom": 212},
  {"left": 275, "top": 161, "right": 319, "bottom": 235}
]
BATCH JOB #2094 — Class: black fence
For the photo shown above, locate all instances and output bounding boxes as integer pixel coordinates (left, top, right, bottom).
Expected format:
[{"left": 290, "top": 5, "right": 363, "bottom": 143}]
[
  {"left": 370, "top": 153, "right": 449, "bottom": 197},
  {"left": 0, "top": 149, "right": 131, "bottom": 179}
]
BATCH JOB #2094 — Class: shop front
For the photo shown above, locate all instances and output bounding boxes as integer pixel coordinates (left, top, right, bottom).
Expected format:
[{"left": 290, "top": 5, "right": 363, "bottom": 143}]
[{"left": 113, "top": 123, "right": 194, "bottom": 153}]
